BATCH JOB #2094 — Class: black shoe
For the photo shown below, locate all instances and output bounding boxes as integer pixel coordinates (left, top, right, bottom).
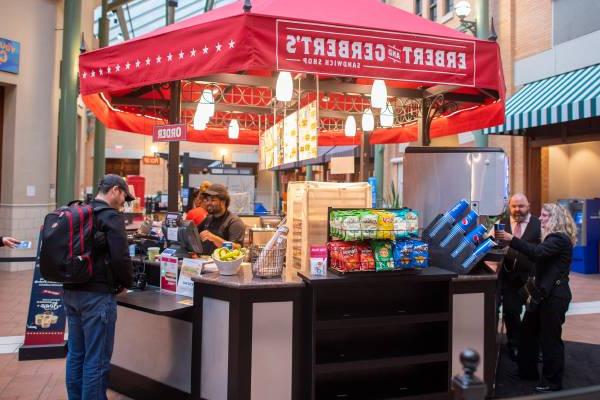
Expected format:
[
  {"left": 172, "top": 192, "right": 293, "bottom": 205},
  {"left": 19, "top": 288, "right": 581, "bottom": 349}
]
[
  {"left": 507, "top": 371, "right": 538, "bottom": 381},
  {"left": 535, "top": 383, "right": 562, "bottom": 393}
]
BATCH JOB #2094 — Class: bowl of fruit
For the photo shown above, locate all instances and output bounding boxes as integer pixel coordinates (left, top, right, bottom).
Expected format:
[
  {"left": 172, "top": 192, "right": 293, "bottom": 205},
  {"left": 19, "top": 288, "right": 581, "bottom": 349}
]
[{"left": 212, "top": 247, "right": 246, "bottom": 275}]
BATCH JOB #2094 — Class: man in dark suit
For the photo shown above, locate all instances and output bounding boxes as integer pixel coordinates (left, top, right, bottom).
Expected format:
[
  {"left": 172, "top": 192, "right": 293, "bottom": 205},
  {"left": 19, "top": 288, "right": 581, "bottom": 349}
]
[{"left": 499, "top": 193, "right": 541, "bottom": 361}]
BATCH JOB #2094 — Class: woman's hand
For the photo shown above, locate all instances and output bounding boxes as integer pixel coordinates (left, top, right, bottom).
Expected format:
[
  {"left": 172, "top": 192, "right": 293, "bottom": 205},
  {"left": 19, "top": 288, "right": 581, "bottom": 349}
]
[
  {"left": 2, "top": 237, "right": 20, "bottom": 248},
  {"left": 495, "top": 230, "right": 514, "bottom": 243}
]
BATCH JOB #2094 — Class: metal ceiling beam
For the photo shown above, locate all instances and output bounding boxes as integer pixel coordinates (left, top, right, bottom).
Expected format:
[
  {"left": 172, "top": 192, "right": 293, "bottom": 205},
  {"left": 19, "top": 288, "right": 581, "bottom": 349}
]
[
  {"left": 115, "top": 6, "right": 131, "bottom": 41},
  {"left": 107, "top": 0, "right": 134, "bottom": 12}
]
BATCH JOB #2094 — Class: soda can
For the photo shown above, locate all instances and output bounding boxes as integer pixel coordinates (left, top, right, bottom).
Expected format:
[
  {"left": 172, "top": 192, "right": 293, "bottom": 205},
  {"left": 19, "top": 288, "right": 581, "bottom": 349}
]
[
  {"left": 223, "top": 241, "right": 233, "bottom": 250},
  {"left": 129, "top": 244, "right": 137, "bottom": 258},
  {"left": 461, "top": 238, "right": 495, "bottom": 270}
]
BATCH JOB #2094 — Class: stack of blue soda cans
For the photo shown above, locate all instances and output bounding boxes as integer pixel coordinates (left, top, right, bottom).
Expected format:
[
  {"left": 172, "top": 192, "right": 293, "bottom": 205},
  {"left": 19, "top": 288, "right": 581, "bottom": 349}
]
[{"left": 425, "top": 199, "right": 495, "bottom": 271}]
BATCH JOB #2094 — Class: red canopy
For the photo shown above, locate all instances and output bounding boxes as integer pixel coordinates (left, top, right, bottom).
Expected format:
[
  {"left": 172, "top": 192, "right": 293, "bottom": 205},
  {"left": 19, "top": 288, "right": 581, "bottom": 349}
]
[{"left": 79, "top": 0, "right": 505, "bottom": 145}]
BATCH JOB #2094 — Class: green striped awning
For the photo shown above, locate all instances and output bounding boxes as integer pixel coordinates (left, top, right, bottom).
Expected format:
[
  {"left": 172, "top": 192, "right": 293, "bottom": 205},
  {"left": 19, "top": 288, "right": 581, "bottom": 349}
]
[{"left": 484, "top": 63, "right": 600, "bottom": 135}]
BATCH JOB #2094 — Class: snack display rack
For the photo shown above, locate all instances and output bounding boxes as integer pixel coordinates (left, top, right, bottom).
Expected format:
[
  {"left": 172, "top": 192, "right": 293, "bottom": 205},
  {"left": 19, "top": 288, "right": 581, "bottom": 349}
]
[{"left": 326, "top": 207, "right": 426, "bottom": 275}]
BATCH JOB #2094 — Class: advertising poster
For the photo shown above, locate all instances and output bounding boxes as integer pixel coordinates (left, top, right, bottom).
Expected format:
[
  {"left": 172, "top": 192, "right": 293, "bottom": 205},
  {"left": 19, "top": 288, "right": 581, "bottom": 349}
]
[
  {"left": 160, "top": 255, "right": 179, "bottom": 293},
  {"left": 176, "top": 258, "right": 205, "bottom": 298},
  {"left": 23, "top": 237, "right": 66, "bottom": 346},
  {"left": 0, "top": 37, "right": 20, "bottom": 74}
]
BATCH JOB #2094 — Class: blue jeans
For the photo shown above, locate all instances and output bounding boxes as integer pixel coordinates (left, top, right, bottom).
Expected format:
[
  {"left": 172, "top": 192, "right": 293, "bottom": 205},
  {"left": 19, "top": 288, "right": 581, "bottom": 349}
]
[{"left": 63, "top": 290, "right": 117, "bottom": 400}]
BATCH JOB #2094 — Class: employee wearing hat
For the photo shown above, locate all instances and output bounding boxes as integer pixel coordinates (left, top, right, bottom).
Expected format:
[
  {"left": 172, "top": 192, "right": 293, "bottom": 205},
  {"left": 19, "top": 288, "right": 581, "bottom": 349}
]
[{"left": 197, "top": 183, "right": 246, "bottom": 255}]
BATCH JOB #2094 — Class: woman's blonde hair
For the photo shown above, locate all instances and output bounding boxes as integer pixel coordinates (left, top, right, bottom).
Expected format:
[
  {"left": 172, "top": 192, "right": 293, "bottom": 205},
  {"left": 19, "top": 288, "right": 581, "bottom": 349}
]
[{"left": 542, "top": 203, "right": 578, "bottom": 245}]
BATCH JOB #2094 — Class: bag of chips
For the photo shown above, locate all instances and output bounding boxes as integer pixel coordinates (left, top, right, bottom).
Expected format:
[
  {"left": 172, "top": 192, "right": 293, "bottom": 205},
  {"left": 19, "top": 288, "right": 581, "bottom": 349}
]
[
  {"left": 410, "top": 240, "right": 429, "bottom": 269},
  {"left": 358, "top": 243, "right": 376, "bottom": 271},
  {"left": 393, "top": 240, "right": 414, "bottom": 269},
  {"left": 340, "top": 211, "right": 361, "bottom": 241},
  {"left": 391, "top": 209, "right": 409, "bottom": 239},
  {"left": 374, "top": 211, "right": 395, "bottom": 240},
  {"left": 372, "top": 240, "right": 394, "bottom": 271},
  {"left": 359, "top": 210, "right": 378, "bottom": 240},
  {"left": 405, "top": 210, "right": 419, "bottom": 237}
]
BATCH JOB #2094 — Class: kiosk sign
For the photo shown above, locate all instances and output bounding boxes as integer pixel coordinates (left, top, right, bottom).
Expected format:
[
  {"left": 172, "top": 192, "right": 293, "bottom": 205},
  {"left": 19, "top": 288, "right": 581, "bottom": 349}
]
[
  {"left": 276, "top": 20, "right": 476, "bottom": 87},
  {"left": 152, "top": 124, "right": 188, "bottom": 142},
  {"left": 0, "top": 37, "right": 20, "bottom": 74}
]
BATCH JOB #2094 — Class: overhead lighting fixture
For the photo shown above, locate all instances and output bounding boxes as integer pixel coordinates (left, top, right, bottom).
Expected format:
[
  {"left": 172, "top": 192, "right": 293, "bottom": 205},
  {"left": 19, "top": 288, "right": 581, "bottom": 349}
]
[
  {"left": 150, "top": 145, "right": 158, "bottom": 154},
  {"left": 454, "top": 0, "right": 472, "bottom": 18},
  {"left": 362, "top": 108, "right": 375, "bottom": 132},
  {"left": 275, "top": 71, "right": 293, "bottom": 102},
  {"left": 370, "top": 79, "right": 388, "bottom": 109},
  {"left": 199, "top": 89, "right": 215, "bottom": 118},
  {"left": 380, "top": 103, "right": 394, "bottom": 128},
  {"left": 344, "top": 115, "right": 357, "bottom": 137},
  {"left": 228, "top": 119, "right": 240, "bottom": 139}
]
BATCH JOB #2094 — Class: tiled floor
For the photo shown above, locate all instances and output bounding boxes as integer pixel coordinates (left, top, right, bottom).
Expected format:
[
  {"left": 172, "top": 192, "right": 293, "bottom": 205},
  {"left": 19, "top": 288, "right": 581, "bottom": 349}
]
[{"left": 1, "top": 268, "right": 600, "bottom": 399}]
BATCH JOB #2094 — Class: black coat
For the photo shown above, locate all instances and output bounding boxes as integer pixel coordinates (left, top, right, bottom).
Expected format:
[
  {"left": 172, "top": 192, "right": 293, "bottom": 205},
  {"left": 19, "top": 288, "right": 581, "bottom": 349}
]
[
  {"left": 501, "top": 215, "right": 541, "bottom": 284},
  {"left": 510, "top": 232, "right": 573, "bottom": 300}
]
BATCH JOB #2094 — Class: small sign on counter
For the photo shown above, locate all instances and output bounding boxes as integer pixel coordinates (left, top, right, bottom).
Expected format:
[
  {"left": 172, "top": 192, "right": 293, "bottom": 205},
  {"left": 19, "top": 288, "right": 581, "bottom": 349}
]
[
  {"left": 160, "top": 255, "right": 179, "bottom": 293},
  {"left": 176, "top": 258, "right": 205, "bottom": 297}
]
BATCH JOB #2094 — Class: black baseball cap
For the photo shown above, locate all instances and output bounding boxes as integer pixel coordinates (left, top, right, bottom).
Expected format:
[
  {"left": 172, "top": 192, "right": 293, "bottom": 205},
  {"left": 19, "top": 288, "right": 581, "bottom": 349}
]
[
  {"left": 204, "top": 183, "right": 229, "bottom": 201},
  {"left": 98, "top": 174, "right": 136, "bottom": 202}
]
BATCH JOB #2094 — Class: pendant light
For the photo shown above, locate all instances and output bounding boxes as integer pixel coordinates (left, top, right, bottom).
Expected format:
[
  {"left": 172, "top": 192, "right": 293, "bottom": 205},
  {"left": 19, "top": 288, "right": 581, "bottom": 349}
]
[
  {"left": 199, "top": 89, "right": 215, "bottom": 118},
  {"left": 193, "top": 105, "right": 209, "bottom": 130},
  {"left": 228, "top": 119, "right": 240, "bottom": 139},
  {"left": 275, "top": 71, "right": 293, "bottom": 102},
  {"left": 380, "top": 102, "right": 394, "bottom": 128},
  {"left": 362, "top": 108, "right": 375, "bottom": 132},
  {"left": 370, "top": 79, "right": 387, "bottom": 109},
  {"left": 344, "top": 115, "right": 357, "bottom": 137}
]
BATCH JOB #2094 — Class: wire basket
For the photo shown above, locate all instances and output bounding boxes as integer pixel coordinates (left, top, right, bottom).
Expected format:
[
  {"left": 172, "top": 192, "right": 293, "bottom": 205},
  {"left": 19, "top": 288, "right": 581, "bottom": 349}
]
[{"left": 250, "top": 245, "right": 286, "bottom": 278}]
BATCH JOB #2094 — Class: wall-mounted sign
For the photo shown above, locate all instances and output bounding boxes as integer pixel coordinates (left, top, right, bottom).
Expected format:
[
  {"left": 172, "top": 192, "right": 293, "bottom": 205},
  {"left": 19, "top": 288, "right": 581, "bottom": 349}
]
[
  {"left": 142, "top": 156, "right": 161, "bottom": 165},
  {"left": 152, "top": 123, "right": 188, "bottom": 142},
  {"left": 0, "top": 37, "right": 20, "bottom": 74}
]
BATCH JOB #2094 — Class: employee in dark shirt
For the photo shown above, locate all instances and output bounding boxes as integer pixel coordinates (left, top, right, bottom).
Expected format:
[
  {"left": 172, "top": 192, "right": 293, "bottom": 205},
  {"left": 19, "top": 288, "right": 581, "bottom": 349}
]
[
  {"left": 63, "top": 174, "right": 134, "bottom": 400},
  {"left": 198, "top": 184, "right": 246, "bottom": 255}
]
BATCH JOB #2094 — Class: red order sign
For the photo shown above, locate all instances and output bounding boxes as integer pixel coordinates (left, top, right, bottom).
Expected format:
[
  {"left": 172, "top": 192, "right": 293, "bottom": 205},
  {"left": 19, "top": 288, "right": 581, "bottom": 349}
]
[
  {"left": 276, "top": 20, "right": 476, "bottom": 87},
  {"left": 152, "top": 123, "right": 188, "bottom": 142}
]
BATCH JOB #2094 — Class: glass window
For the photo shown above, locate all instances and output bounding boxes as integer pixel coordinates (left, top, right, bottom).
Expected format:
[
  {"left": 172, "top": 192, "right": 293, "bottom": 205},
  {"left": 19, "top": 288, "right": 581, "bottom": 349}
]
[
  {"left": 415, "top": 0, "right": 422, "bottom": 16},
  {"left": 429, "top": 0, "right": 438, "bottom": 21},
  {"left": 445, "top": 0, "right": 454, "bottom": 14}
]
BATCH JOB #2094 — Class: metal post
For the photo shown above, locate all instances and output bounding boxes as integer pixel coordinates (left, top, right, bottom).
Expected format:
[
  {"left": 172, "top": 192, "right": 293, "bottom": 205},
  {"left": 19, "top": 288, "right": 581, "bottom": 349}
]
[
  {"left": 272, "top": 170, "right": 280, "bottom": 214},
  {"left": 182, "top": 152, "right": 190, "bottom": 188},
  {"left": 166, "top": 0, "right": 180, "bottom": 212},
  {"left": 374, "top": 144, "right": 384, "bottom": 207},
  {"left": 473, "top": 0, "right": 490, "bottom": 147},
  {"left": 359, "top": 131, "right": 371, "bottom": 182},
  {"left": 305, "top": 165, "right": 313, "bottom": 181},
  {"left": 92, "top": 0, "right": 108, "bottom": 190},
  {"left": 417, "top": 98, "right": 430, "bottom": 146},
  {"left": 56, "top": 0, "right": 82, "bottom": 206}
]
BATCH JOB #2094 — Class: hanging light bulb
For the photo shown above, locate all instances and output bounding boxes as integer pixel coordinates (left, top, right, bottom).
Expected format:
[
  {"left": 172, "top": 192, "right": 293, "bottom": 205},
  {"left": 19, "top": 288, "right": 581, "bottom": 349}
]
[
  {"left": 275, "top": 71, "right": 293, "bottom": 102},
  {"left": 150, "top": 144, "right": 158, "bottom": 154},
  {"left": 228, "top": 119, "right": 240, "bottom": 139},
  {"left": 344, "top": 115, "right": 357, "bottom": 137},
  {"left": 362, "top": 108, "right": 375, "bottom": 132},
  {"left": 380, "top": 102, "right": 394, "bottom": 128},
  {"left": 370, "top": 79, "right": 388, "bottom": 109}
]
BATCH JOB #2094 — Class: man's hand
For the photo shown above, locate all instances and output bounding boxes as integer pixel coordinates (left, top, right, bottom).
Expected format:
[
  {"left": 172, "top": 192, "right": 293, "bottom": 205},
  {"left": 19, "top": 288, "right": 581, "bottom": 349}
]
[
  {"left": 2, "top": 237, "right": 20, "bottom": 248},
  {"left": 200, "top": 230, "right": 216, "bottom": 243},
  {"left": 495, "top": 230, "right": 514, "bottom": 243}
]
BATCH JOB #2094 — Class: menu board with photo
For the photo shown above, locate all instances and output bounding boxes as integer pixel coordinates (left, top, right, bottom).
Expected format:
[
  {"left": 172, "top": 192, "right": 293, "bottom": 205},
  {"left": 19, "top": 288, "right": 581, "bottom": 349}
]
[
  {"left": 298, "top": 101, "right": 318, "bottom": 161},
  {"left": 283, "top": 111, "right": 299, "bottom": 164}
]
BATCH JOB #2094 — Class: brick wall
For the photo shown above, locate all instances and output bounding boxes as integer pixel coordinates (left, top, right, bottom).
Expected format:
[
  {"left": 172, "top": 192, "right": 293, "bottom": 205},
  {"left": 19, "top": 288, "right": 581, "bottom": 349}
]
[{"left": 514, "top": 0, "right": 552, "bottom": 61}]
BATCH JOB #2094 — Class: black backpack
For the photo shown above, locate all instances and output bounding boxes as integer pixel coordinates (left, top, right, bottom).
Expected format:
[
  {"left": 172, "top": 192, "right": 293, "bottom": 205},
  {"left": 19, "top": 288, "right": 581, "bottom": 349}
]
[{"left": 39, "top": 202, "right": 111, "bottom": 283}]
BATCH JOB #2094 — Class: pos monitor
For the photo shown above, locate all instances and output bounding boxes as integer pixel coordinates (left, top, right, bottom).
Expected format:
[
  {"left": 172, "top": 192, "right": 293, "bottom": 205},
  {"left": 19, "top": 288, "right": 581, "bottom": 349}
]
[{"left": 162, "top": 214, "right": 203, "bottom": 258}]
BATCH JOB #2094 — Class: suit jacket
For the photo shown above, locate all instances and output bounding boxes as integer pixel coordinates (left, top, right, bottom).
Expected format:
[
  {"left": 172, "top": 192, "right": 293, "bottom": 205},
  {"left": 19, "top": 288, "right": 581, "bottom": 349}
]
[
  {"left": 500, "top": 214, "right": 541, "bottom": 284},
  {"left": 510, "top": 232, "right": 573, "bottom": 300}
]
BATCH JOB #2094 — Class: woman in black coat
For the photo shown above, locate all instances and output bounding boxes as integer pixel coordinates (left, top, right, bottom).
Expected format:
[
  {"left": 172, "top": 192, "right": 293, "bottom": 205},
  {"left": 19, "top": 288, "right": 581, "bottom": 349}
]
[{"left": 496, "top": 203, "right": 577, "bottom": 393}]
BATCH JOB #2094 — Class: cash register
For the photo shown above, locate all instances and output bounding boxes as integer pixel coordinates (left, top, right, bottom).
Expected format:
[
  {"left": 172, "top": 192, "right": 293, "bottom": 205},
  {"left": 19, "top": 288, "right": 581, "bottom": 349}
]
[{"left": 162, "top": 212, "right": 204, "bottom": 258}]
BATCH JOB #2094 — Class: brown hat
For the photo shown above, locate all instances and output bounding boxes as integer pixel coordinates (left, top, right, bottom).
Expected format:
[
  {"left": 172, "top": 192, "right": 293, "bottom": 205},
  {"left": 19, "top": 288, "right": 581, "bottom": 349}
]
[
  {"left": 99, "top": 174, "right": 136, "bottom": 202},
  {"left": 204, "top": 183, "right": 229, "bottom": 201}
]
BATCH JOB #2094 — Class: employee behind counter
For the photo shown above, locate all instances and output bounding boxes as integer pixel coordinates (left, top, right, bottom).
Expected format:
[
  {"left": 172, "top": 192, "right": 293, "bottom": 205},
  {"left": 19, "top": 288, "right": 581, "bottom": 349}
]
[{"left": 197, "top": 183, "right": 246, "bottom": 255}]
